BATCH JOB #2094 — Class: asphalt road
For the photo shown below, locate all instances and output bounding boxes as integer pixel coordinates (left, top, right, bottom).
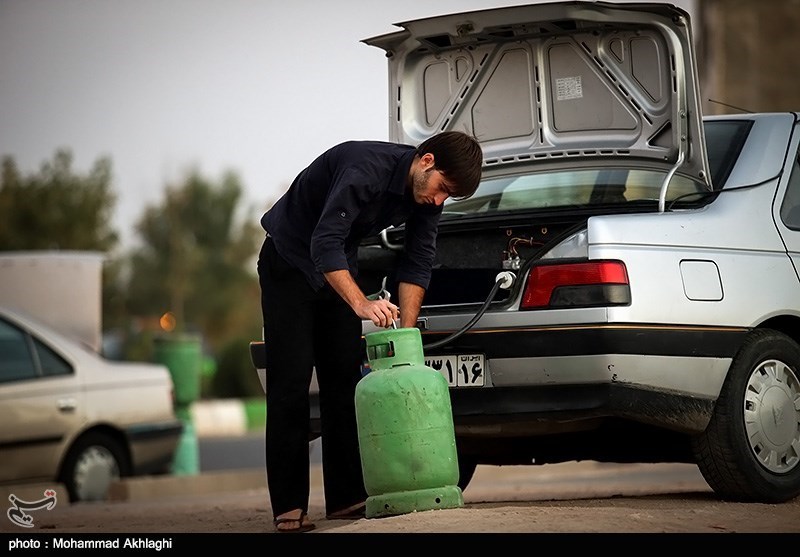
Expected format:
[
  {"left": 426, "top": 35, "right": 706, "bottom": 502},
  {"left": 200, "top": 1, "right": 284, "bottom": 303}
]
[
  {"left": 198, "top": 432, "right": 322, "bottom": 471},
  {"left": 198, "top": 431, "right": 267, "bottom": 472}
]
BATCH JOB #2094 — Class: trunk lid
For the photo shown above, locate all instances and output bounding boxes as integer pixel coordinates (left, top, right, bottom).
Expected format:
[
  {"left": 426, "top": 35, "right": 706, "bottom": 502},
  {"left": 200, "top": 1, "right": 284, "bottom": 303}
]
[{"left": 364, "top": 1, "right": 710, "bottom": 184}]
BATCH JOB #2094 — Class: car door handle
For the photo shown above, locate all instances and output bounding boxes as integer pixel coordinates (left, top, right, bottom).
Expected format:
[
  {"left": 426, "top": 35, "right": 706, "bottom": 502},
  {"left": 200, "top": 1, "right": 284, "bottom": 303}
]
[{"left": 57, "top": 398, "right": 77, "bottom": 412}]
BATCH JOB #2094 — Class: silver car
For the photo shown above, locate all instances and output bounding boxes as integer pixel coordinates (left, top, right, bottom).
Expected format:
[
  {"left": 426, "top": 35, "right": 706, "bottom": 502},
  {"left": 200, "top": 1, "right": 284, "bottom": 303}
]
[
  {"left": 0, "top": 306, "right": 183, "bottom": 502},
  {"left": 254, "top": 1, "right": 800, "bottom": 503}
]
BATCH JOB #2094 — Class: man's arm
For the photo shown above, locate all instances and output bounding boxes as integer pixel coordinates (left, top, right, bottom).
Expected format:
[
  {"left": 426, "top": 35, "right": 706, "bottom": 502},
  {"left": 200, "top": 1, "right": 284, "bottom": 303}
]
[
  {"left": 324, "top": 269, "right": 399, "bottom": 328},
  {"left": 397, "top": 282, "right": 425, "bottom": 328}
]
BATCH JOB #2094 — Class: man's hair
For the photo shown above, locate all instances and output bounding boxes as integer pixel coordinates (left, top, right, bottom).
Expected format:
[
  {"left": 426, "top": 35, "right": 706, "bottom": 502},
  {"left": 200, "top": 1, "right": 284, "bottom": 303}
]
[{"left": 416, "top": 131, "right": 483, "bottom": 199}]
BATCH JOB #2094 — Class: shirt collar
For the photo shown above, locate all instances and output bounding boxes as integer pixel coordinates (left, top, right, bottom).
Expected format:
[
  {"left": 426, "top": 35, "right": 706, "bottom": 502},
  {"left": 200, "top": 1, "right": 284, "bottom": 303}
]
[{"left": 388, "top": 148, "right": 416, "bottom": 196}]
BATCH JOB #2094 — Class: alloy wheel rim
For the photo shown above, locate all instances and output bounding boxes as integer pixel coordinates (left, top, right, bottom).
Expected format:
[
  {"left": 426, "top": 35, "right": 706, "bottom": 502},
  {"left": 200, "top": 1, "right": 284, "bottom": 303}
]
[
  {"left": 73, "top": 445, "right": 120, "bottom": 501},
  {"left": 744, "top": 358, "right": 800, "bottom": 474}
]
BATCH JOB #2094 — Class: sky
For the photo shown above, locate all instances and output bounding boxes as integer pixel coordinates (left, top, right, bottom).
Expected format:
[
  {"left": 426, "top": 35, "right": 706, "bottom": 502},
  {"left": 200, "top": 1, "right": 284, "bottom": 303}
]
[{"left": 0, "top": 0, "right": 695, "bottom": 251}]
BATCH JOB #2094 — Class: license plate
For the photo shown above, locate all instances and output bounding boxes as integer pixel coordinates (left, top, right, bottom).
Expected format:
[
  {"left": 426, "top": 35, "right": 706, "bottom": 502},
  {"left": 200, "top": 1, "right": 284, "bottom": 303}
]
[{"left": 424, "top": 354, "right": 485, "bottom": 387}]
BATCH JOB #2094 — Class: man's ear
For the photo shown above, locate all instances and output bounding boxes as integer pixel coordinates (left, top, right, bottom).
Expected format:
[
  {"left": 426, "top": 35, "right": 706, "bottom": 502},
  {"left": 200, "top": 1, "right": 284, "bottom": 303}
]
[{"left": 419, "top": 152, "right": 436, "bottom": 170}]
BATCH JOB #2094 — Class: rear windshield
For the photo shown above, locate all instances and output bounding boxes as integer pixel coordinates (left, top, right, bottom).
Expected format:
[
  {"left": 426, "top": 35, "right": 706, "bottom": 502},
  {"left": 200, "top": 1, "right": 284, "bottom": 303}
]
[
  {"left": 443, "top": 167, "right": 706, "bottom": 216},
  {"left": 443, "top": 119, "right": 753, "bottom": 218}
]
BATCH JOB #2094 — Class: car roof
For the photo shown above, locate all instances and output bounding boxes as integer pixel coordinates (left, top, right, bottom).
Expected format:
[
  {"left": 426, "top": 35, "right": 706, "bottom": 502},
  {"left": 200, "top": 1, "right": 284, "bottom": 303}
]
[{"left": 363, "top": 1, "right": 711, "bottom": 189}]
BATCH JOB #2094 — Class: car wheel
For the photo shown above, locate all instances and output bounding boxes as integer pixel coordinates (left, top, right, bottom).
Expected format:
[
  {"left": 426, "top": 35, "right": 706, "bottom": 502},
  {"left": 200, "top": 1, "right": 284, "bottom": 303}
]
[
  {"left": 59, "top": 432, "right": 131, "bottom": 503},
  {"left": 692, "top": 328, "right": 800, "bottom": 503},
  {"left": 457, "top": 452, "right": 478, "bottom": 492}
]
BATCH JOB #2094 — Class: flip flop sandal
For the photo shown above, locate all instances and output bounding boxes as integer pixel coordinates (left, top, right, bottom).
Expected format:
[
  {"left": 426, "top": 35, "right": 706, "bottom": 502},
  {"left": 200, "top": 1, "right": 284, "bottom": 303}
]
[{"left": 273, "top": 510, "right": 316, "bottom": 533}]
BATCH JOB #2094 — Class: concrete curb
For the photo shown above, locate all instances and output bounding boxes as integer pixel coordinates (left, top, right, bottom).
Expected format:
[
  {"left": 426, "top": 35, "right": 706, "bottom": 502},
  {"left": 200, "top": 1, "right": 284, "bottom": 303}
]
[{"left": 190, "top": 399, "right": 249, "bottom": 438}]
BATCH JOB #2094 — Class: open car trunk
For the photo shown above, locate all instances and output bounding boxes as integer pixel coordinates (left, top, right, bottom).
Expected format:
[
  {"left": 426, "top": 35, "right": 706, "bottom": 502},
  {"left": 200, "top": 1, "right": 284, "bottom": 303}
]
[{"left": 357, "top": 214, "right": 589, "bottom": 308}]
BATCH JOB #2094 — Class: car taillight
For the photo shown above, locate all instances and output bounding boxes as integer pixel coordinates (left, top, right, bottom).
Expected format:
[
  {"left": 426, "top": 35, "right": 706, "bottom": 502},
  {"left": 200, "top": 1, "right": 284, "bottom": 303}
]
[{"left": 520, "top": 260, "right": 631, "bottom": 309}]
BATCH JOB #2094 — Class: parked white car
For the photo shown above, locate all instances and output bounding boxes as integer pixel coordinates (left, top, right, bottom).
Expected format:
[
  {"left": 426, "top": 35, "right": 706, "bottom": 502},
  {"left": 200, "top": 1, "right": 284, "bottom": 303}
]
[{"left": 0, "top": 306, "right": 182, "bottom": 502}]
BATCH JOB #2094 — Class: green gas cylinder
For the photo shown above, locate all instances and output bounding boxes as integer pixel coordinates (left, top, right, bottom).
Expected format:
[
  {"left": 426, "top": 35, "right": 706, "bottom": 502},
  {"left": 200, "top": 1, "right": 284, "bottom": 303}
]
[{"left": 355, "top": 327, "right": 463, "bottom": 518}]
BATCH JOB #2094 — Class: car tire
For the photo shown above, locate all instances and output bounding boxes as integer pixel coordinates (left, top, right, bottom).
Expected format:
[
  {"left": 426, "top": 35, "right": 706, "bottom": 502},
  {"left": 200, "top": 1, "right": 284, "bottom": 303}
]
[
  {"left": 692, "top": 328, "right": 800, "bottom": 503},
  {"left": 59, "top": 432, "right": 131, "bottom": 503},
  {"left": 457, "top": 452, "right": 478, "bottom": 492}
]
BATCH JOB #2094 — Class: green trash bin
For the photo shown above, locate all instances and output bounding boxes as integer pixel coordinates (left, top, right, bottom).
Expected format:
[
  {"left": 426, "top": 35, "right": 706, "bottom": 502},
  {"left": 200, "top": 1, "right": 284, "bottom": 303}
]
[{"left": 154, "top": 334, "right": 202, "bottom": 407}]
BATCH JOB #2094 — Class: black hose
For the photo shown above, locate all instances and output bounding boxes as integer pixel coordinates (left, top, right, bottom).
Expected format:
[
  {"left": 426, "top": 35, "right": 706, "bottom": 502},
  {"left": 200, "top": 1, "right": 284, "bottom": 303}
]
[{"left": 422, "top": 277, "right": 505, "bottom": 350}]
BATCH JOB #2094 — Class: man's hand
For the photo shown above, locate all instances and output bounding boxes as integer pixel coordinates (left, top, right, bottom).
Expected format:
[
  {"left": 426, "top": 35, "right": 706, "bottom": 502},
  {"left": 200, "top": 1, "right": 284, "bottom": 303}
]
[
  {"left": 324, "top": 269, "right": 399, "bottom": 328},
  {"left": 354, "top": 298, "right": 399, "bottom": 328}
]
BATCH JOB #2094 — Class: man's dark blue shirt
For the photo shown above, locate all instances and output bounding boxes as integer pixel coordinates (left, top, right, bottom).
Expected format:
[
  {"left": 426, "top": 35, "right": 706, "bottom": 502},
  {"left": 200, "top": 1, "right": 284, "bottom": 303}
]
[{"left": 261, "top": 140, "right": 443, "bottom": 291}]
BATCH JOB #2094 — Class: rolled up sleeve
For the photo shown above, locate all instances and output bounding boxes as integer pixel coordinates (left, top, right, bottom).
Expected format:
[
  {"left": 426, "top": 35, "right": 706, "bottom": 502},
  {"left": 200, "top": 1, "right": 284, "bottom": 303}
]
[{"left": 310, "top": 169, "right": 374, "bottom": 274}]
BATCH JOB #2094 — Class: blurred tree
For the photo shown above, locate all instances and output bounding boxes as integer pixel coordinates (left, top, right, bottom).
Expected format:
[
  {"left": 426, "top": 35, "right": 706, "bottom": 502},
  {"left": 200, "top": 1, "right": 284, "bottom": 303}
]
[
  {"left": 0, "top": 149, "right": 125, "bottom": 331},
  {"left": 0, "top": 150, "right": 118, "bottom": 251},
  {"left": 125, "top": 169, "right": 264, "bottom": 396}
]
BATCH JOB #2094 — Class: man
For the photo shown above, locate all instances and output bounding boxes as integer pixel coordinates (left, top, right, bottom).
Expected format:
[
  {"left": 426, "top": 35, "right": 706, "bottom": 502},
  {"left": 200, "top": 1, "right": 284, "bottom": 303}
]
[{"left": 258, "top": 131, "right": 483, "bottom": 533}]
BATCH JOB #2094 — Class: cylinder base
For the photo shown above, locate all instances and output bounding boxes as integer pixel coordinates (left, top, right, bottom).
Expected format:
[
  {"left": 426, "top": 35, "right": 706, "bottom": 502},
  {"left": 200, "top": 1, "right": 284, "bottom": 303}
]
[{"left": 366, "top": 485, "right": 463, "bottom": 519}]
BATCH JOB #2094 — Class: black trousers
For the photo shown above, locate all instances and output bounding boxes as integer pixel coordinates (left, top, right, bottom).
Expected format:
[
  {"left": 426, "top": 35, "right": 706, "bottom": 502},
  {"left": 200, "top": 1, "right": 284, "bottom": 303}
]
[{"left": 257, "top": 235, "right": 367, "bottom": 517}]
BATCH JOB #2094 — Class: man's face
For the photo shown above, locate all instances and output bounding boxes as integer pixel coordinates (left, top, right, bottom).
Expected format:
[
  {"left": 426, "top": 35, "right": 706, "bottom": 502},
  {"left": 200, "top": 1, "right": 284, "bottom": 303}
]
[{"left": 411, "top": 156, "right": 454, "bottom": 206}]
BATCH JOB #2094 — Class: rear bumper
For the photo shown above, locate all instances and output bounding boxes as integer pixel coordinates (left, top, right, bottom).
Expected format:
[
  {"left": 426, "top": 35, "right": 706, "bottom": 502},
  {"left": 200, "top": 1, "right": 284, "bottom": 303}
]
[
  {"left": 127, "top": 420, "right": 184, "bottom": 475},
  {"left": 419, "top": 322, "right": 747, "bottom": 360}
]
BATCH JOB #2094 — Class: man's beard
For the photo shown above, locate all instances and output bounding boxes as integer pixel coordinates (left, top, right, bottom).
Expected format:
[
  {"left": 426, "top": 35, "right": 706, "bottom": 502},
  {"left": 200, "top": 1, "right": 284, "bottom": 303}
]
[{"left": 412, "top": 167, "right": 433, "bottom": 202}]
